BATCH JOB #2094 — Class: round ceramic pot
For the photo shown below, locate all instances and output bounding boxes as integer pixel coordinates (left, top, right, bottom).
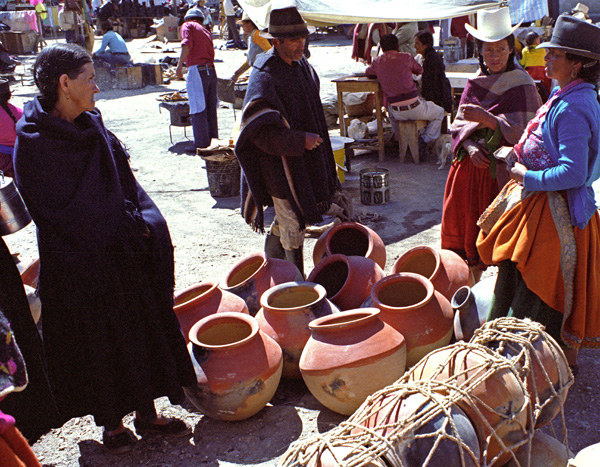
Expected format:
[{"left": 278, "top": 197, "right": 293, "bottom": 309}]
[
  {"left": 451, "top": 275, "right": 497, "bottom": 342},
  {"left": 355, "top": 383, "right": 481, "bottom": 467},
  {"left": 312, "top": 221, "right": 386, "bottom": 269},
  {"left": 507, "top": 430, "right": 572, "bottom": 467},
  {"left": 220, "top": 252, "right": 304, "bottom": 315},
  {"left": 184, "top": 312, "right": 283, "bottom": 421},
  {"left": 362, "top": 272, "right": 453, "bottom": 367},
  {"left": 307, "top": 254, "right": 385, "bottom": 311},
  {"left": 408, "top": 342, "right": 532, "bottom": 467},
  {"left": 299, "top": 308, "right": 407, "bottom": 415},
  {"left": 174, "top": 281, "right": 249, "bottom": 343},
  {"left": 256, "top": 281, "right": 339, "bottom": 379},
  {"left": 391, "top": 246, "right": 470, "bottom": 302},
  {"left": 471, "top": 317, "right": 572, "bottom": 428},
  {"left": 573, "top": 442, "right": 600, "bottom": 467},
  {"left": 309, "top": 445, "right": 387, "bottom": 467}
]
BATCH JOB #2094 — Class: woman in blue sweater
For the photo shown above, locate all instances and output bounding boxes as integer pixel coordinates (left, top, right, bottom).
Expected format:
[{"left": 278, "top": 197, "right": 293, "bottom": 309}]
[{"left": 477, "top": 15, "right": 600, "bottom": 374}]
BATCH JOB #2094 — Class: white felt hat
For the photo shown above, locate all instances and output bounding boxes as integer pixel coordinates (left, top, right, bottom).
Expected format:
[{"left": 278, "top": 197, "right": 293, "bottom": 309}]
[{"left": 464, "top": 7, "right": 522, "bottom": 42}]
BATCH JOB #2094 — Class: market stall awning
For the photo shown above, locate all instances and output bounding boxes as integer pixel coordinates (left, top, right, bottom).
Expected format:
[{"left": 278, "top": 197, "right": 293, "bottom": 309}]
[{"left": 237, "top": 0, "right": 505, "bottom": 29}]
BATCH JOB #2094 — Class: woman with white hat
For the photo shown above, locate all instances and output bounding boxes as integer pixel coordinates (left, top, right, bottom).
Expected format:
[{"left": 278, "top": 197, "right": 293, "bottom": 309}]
[
  {"left": 478, "top": 15, "right": 600, "bottom": 375},
  {"left": 441, "top": 6, "right": 541, "bottom": 282}
]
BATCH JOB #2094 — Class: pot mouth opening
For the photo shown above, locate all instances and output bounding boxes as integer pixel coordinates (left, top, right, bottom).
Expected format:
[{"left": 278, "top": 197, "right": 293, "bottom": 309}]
[
  {"left": 375, "top": 275, "right": 431, "bottom": 308},
  {"left": 266, "top": 285, "right": 323, "bottom": 310},
  {"left": 310, "top": 309, "right": 378, "bottom": 329},
  {"left": 450, "top": 286, "right": 471, "bottom": 309},
  {"left": 328, "top": 225, "right": 370, "bottom": 258},
  {"left": 310, "top": 258, "right": 349, "bottom": 300},
  {"left": 394, "top": 246, "right": 439, "bottom": 280},
  {"left": 192, "top": 319, "right": 255, "bottom": 347},
  {"left": 174, "top": 283, "right": 216, "bottom": 308},
  {"left": 225, "top": 255, "right": 266, "bottom": 288}
]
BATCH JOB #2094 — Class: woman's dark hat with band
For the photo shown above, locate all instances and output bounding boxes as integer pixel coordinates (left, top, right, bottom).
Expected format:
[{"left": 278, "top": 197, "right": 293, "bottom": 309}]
[
  {"left": 538, "top": 14, "right": 600, "bottom": 61},
  {"left": 0, "top": 78, "right": 10, "bottom": 95},
  {"left": 259, "top": 5, "right": 315, "bottom": 39}
]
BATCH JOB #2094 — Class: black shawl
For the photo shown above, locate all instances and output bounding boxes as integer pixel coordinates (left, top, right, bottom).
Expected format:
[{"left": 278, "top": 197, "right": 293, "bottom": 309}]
[
  {"left": 235, "top": 48, "right": 340, "bottom": 232},
  {"left": 13, "top": 98, "right": 195, "bottom": 427}
]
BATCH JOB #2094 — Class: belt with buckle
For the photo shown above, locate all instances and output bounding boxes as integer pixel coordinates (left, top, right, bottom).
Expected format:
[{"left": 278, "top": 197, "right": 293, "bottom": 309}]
[
  {"left": 196, "top": 64, "right": 215, "bottom": 70},
  {"left": 391, "top": 99, "right": 420, "bottom": 111}
]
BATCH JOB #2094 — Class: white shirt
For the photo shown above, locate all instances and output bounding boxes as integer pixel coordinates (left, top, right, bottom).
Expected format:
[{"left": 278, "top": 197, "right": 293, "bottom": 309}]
[{"left": 223, "top": 0, "right": 235, "bottom": 16}]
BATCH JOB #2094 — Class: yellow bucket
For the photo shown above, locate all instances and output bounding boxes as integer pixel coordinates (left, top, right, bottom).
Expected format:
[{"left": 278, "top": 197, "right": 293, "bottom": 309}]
[{"left": 330, "top": 136, "right": 353, "bottom": 184}]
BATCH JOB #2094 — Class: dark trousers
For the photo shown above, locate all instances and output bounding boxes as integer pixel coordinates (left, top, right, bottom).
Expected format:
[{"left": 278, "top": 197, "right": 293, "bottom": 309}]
[
  {"left": 226, "top": 15, "right": 242, "bottom": 45},
  {"left": 191, "top": 67, "right": 219, "bottom": 148}
]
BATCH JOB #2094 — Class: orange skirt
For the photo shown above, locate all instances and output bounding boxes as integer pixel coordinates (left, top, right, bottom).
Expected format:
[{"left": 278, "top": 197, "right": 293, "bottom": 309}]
[{"left": 477, "top": 181, "right": 600, "bottom": 349}]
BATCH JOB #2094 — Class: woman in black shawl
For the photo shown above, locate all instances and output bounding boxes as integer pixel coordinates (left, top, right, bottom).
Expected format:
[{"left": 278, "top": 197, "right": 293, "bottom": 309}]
[{"left": 13, "top": 44, "right": 196, "bottom": 454}]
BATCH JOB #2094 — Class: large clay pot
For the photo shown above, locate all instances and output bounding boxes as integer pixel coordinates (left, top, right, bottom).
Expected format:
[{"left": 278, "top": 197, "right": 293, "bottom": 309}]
[
  {"left": 355, "top": 383, "right": 481, "bottom": 467},
  {"left": 507, "top": 430, "right": 572, "bottom": 467},
  {"left": 471, "top": 317, "right": 572, "bottom": 429},
  {"left": 184, "top": 312, "right": 283, "bottom": 421},
  {"left": 299, "top": 308, "right": 407, "bottom": 415},
  {"left": 362, "top": 273, "right": 454, "bottom": 367},
  {"left": 308, "top": 445, "right": 387, "bottom": 467},
  {"left": 312, "top": 221, "right": 386, "bottom": 269},
  {"left": 256, "top": 281, "right": 339, "bottom": 379},
  {"left": 174, "top": 282, "right": 249, "bottom": 343},
  {"left": 408, "top": 342, "right": 532, "bottom": 467},
  {"left": 307, "top": 254, "right": 384, "bottom": 311},
  {"left": 220, "top": 252, "right": 303, "bottom": 315},
  {"left": 452, "top": 275, "right": 497, "bottom": 342},
  {"left": 391, "top": 246, "right": 469, "bottom": 302}
]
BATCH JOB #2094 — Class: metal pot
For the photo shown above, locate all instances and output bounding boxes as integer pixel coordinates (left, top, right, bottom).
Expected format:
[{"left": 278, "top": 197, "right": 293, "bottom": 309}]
[{"left": 0, "top": 171, "right": 32, "bottom": 236}]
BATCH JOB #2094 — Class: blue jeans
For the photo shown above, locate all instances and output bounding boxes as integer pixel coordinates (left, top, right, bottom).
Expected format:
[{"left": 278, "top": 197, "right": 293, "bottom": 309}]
[
  {"left": 190, "top": 67, "right": 218, "bottom": 148},
  {"left": 94, "top": 52, "right": 131, "bottom": 68}
]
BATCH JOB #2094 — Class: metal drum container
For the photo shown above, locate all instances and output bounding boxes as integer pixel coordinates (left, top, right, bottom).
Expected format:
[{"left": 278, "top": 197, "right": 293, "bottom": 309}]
[
  {"left": 0, "top": 171, "right": 32, "bottom": 236},
  {"left": 360, "top": 168, "right": 390, "bottom": 205}
]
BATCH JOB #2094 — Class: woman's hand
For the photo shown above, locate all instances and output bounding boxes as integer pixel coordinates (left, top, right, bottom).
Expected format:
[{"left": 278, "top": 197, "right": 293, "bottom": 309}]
[
  {"left": 460, "top": 104, "right": 498, "bottom": 130},
  {"left": 463, "top": 139, "right": 490, "bottom": 169},
  {"left": 510, "top": 162, "right": 528, "bottom": 184},
  {"left": 305, "top": 133, "right": 323, "bottom": 150}
]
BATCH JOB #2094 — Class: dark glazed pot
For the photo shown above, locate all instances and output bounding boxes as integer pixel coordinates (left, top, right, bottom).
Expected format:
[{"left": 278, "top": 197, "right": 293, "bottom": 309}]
[
  {"left": 307, "top": 254, "right": 385, "bottom": 311},
  {"left": 392, "top": 246, "right": 470, "bottom": 302},
  {"left": 174, "top": 281, "right": 249, "bottom": 343},
  {"left": 220, "top": 252, "right": 303, "bottom": 315},
  {"left": 312, "top": 221, "right": 386, "bottom": 269},
  {"left": 184, "top": 312, "right": 283, "bottom": 421},
  {"left": 451, "top": 275, "right": 496, "bottom": 342},
  {"left": 363, "top": 272, "right": 453, "bottom": 366},
  {"left": 255, "top": 281, "right": 339, "bottom": 379}
]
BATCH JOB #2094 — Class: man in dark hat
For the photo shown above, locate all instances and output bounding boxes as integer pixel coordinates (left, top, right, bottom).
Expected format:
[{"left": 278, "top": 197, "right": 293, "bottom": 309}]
[{"left": 234, "top": 5, "right": 340, "bottom": 276}]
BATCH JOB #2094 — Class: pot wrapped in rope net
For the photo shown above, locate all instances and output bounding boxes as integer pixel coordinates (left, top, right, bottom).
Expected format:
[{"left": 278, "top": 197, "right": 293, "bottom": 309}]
[
  {"left": 279, "top": 380, "right": 482, "bottom": 467},
  {"left": 406, "top": 342, "right": 533, "bottom": 467},
  {"left": 470, "top": 317, "right": 573, "bottom": 430}
]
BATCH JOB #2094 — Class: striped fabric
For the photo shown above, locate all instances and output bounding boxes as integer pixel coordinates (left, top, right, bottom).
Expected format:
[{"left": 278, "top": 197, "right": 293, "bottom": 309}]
[{"left": 508, "top": 0, "right": 549, "bottom": 24}]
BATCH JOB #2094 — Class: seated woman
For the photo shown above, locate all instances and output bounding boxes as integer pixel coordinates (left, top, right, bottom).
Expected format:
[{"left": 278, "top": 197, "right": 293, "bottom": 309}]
[
  {"left": 477, "top": 15, "right": 600, "bottom": 373},
  {"left": 14, "top": 44, "right": 196, "bottom": 454},
  {"left": 0, "top": 78, "right": 22, "bottom": 177},
  {"left": 414, "top": 29, "right": 453, "bottom": 113},
  {"left": 441, "top": 7, "right": 541, "bottom": 282}
]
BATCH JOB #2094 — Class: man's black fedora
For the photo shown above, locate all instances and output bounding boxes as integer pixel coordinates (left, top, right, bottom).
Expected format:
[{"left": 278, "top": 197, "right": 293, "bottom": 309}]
[
  {"left": 538, "top": 14, "right": 600, "bottom": 61},
  {"left": 260, "top": 5, "right": 315, "bottom": 39}
]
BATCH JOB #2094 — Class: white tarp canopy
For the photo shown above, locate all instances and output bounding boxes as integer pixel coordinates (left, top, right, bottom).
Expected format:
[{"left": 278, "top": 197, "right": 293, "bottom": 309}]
[{"left": 237, "top": 0, "right": 504, "bottom": 29}]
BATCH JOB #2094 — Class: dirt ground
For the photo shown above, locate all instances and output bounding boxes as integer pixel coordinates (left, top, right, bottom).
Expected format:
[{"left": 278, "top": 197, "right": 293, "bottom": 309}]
[{"left": 3, "top": 31, "right": 600, "bottom": 466}]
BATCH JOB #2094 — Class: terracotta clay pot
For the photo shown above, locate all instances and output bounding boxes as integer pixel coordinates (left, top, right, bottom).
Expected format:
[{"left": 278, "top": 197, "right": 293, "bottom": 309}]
[
  {"left": 362, "top": 273, "right": 454, "bottom": 367},
  {"left": 507, "top": 430, "right": 572, "bottom": 467},
  {"left": 312, "top": 221, "right": 386, "bottom": 269},
  {"left": 174, "top": 282, "right": 249, "bottom": 343},
  {"left": 184, "top": 312, "right": 283, "bottom": 421},
  {"left": 391, "top": 246, "right": 469, "bottom": 302},
  {"left": 299, "top": 308, "right": 407, "bottom": 415},
  {"left": 408, "top": 342, "right": 532, "bottom": 467},
  {"left": 256, "top": 281, "right": 339, "bottom": 379},
  {"left": 471, "top": 317, "right": 572, "bottom": 428},
  {"left": 355, "top": 384, "right": 481, "bottom": 467},
  {"left": 452, "top": 275, "right": 497, "bottom": 342},
  {"left": 220, "top": 252, "right": 304, "bottom": 315},
  {"left": 307, "top": 254, "right": 385, "bottom": 311},
  {"left": 309, "top": 445, "right": 387, "bottom": 467}
]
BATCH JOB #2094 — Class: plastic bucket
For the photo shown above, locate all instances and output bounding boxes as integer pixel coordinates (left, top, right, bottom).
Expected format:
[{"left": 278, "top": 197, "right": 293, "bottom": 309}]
[
  {"left": 202, "top": 155, "right": 241, "bottom": 198},
  {"left": 330, "top": 135, "right": 353, "bottom": 184},
  {"left": 359, "top": 168, "right": 390, "bottom": 205}
]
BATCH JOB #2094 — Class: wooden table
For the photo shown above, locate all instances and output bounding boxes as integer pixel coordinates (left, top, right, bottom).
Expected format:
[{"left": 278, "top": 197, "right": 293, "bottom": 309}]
[{"left": 332, "top": 75, "right": 385, "bottom": 162}]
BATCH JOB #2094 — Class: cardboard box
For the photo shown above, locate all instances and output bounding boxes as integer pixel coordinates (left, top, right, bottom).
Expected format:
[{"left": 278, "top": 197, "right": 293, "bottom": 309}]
[
  {"left": 156, "top": 16, "right": 180, "bottom": 42},
  {"left": 0, "top": 31, "right": 38, "bottom": 54},
  {"left": 116, "top": 66, "right": 143, "bottom": 90}
]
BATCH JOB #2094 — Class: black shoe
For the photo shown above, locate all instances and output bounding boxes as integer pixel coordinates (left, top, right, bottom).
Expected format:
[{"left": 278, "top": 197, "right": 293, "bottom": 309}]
[
  {"left": 103, "top": 429, "right": 136, "bottom": 454},
  {"left": 184, "top": 145, "right": 198, "bottom": 155},
  {"left": 134, "top": 417, "right": 192, "bottom": 437}
]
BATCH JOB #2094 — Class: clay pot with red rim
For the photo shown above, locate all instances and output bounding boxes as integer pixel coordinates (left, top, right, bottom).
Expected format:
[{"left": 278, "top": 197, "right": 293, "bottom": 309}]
[
  {"left": 184, "top": 312, "right": 283, "bottom": 421},
  {"left": 392, "top": 246, "right": 470, "bottom": 302},
  {"left": 299, "top": 308, "right": 407, "bottom": 415},
  {"left": 256, "top": 281, "right": 339, "bottom": 379},
  {"left": 220, "top": 252, "right": 303, "bottom": 315},
  {"left": 313, "top": 221, "right": 386, "bottom": 269},
  {"left": 307, "top": 254, "right": 384, "bottom": 311},
  {"left": 362, "top": 272, "right": 454, "bottom": 366},
  {"left": 407, "top": 342, "right": 532, "bottom": 467},
  {"left": 174, "top": 281, "right": 249, "bottom": 343}
]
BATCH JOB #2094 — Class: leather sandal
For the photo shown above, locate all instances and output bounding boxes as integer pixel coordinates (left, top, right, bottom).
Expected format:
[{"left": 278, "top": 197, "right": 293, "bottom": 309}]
[{"left": 134, "top": 417, "right": 191, "bottom": 437}]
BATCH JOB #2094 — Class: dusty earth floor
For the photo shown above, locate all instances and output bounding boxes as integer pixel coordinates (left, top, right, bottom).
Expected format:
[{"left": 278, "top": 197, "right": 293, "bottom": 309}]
[{"left": 3, "top": 31, "right": 600, "bottom": 466}]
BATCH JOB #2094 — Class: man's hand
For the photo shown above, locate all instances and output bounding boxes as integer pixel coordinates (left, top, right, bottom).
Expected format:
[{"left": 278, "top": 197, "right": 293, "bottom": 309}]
[
  {"left": 510, "top": 162, "right": 527, "bottom": 184},
  {"left": 175, "top": 64, "right": 184, "bottom": 80},
  {"left": 305, "top": 133, "right": 323, "bottom": 150},
  {"left": 463, "top": 138, "right": 490, "bottom": 169}
]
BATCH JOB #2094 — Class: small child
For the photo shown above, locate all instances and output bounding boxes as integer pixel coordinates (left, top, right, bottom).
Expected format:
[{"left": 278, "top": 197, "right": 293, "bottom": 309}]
[{"left": 519, "top": 32, "right": 552, "bottom": 98}]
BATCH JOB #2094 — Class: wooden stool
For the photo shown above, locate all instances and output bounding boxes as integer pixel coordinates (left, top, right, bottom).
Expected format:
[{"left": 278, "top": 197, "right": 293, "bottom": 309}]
[{"left": 395, "top": 120, "right": 428, "bottom": 164}]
